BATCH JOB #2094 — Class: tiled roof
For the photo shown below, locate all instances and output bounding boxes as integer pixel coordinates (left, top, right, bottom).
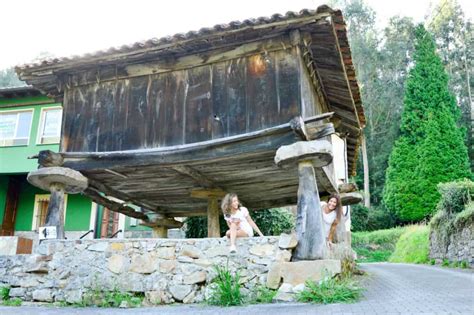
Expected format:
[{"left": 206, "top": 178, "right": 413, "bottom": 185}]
[{"left": 16, "top": 7, "right": 328, "bottom": 70}]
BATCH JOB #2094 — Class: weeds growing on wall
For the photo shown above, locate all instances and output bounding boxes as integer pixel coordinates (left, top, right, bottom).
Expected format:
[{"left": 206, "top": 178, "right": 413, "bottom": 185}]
[
  {"left": 207, "top": 264, "right": 244, "bottom": 306},
  {"left": 0, "top": 287, "right": 22, "bottom": 307},
  {"left": 297, "top": 276, "right": 363, "bottom": 304}
]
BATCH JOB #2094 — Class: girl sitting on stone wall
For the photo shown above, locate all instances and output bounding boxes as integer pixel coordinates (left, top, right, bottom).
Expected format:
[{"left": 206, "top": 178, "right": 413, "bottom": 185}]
[{"left": 221, "top": 193, "right": 264, "bottom": 253}]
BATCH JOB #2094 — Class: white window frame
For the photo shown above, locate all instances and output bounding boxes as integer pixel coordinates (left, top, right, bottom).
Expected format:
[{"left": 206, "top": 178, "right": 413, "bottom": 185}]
[
  {"left": 0, "top": 108, "right": 34, "bottom": 147},
  {"left": 31, "top": 194, "right": 68, "bottom": 231},
  {"left": 36, "top": 106, "right": 62, "bottom": 145}
]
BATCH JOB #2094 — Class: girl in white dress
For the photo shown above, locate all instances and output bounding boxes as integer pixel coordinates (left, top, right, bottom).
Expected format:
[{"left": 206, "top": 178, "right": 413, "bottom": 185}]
[
  {"left": 221, "top": 193, "right": 264, "bottom": 253},
  {"left": 321, "top": 194, "right": 342, "bottom": 248}
]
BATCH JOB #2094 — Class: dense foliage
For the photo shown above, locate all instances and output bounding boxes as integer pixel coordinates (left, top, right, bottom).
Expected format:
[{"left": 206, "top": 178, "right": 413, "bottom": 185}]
[
  {"left": 430, "top": 180, "right": 474, "bottom": 250},
  {"left": 184, "top": 208, "right": 294, "bottom": 238},
  {"left": 350, "top": 204, "right": 397, "bottom": 232},
  {"left": 383, "top": 24, "right": 471, "bottom": 222}
]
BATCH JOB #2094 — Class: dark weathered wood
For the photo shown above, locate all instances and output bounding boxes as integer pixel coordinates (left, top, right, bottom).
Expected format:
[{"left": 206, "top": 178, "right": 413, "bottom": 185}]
[
  {"left": 293, "top": 161, "right": 327, "bottom": 260},
  {"left": 227, "top": 58, "right": 247, "bottom": 136},
  {"left": 45, "top": 114, "right": 333, "bottom": 171},
  {"left": 171, "top": 165, "right": 216, "bottom": 189},
  {"left": 306, "top": 122, "right": 335, "bottom": 140},
  {"left": 44, "top": 183, "right": 66, "bottom": 239},
  {"left": 247, "top": 53, "right": 278, "bottom": 130},
  {"left": 207, "top": 197, "right": 220, "bottom": 237},
  {"left": 83, "top": 187, "right": 149, "bottom": 221}
]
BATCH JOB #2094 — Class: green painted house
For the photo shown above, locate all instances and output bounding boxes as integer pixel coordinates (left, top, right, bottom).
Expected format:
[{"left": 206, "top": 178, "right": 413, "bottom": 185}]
[{"left": 0, "top": 86, "right": 154, "bottom": 245}]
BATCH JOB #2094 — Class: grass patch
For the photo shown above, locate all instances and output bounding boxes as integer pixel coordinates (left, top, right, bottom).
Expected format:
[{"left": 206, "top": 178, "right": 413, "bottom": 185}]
[
  {"left": 2, "top": 297, "right": 22, "bottom": 306},
  {"left": 389, "top": 225, "right": 429, "bottom": 264},
  {"left": 297, "top": 276, "right": 363, "bottom": 304},
  {"left": 352, "top": 227, "right": 405, "bottom": 262},
  {"left": 207, "top": 264, "right": 244, "bottom": 306},
  {"left": 80, "top": 288, "right": 143, "bottom": 307},
  {"left": 248, "top": 286, "right": 277, "bottom": 304}
]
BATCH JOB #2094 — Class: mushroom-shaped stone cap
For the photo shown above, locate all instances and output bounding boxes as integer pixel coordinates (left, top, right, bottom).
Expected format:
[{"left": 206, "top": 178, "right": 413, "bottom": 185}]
[
  {"left": 274, "top": 140, "right": 333, "bottom": 167},
  {"left": 27, "top": 167, "right": 88, "bottom": 194}
]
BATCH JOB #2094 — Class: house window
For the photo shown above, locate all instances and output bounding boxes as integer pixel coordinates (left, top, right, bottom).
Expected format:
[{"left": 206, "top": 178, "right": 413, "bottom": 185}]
[
  {"left": 37, "top": 107, "right": 62, "bottom": 144},
  {"left": 0, "top": 109, "right": 33, "bottom": 146},
  {"left": 32, "top": 194, "right": 68, "bottom": 231}
]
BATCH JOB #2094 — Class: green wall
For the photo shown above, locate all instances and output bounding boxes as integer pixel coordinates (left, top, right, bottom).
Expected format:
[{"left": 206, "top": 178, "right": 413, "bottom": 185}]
[
  {"left": 14, "top": 179, "right": 92, "bottom": 231},
  {"left": 65, "top": 194, "right": 92, "bottom": 231},
  {"left": 0, "top": 99, "right": 60, "bottom": 174}
]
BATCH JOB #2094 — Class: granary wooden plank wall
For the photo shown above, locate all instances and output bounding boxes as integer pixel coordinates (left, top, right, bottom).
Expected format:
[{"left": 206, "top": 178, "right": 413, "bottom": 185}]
[{"left": 60, "top": 47, "right": 318, "bottom": 153}]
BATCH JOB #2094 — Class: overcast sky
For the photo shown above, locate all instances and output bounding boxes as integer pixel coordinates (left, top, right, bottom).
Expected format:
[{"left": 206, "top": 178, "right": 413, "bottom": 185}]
[{"left": 1, "top": 0, "right": 472, "bottom": 70}]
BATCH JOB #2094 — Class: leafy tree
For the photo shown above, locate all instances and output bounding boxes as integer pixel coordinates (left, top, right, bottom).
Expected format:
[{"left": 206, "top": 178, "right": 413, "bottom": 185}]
[
  {"left": 427, "top": 0, "right": 473, "bottom": 171},
  {"left": 383, "top": 24, "right": 471, "bottom": 222},
  {"left": 0, "top": 68, "right": 25, "bottom": 88}
]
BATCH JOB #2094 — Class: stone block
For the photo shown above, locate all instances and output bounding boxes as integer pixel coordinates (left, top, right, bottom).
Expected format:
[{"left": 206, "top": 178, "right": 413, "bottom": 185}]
[
  {"left": 273, "top": 291, "right": 295, "bottom": 302},
  {"left": 159, "top": 260, "right": 177, "bottom": 273},
  {"left": 33, "top": 289, "right": 53, "bottom": 302},
  {"left": 207, "top": 245, "right": 228, "bottom": 257},
  {"left": 183, "top": 271, "right": 207, "bottom": 284},
  {"left": 275, "top": 249, "right": 292, "bottom": 262},
  {"left": 180, "top": 245, "right": 201, "bottom": 258},
  {"left": 108, "top": 254, "right": 129, "bottom": 274},
  {"left": 266, "top": 263, "right": 282, "bottom": 289},
  {"left": 88, "top": 242, "right": 108, "bottom": 252},
  {"left": 65, "top": 290, "right": 83, "bottom": 304},
  {"left": 267, "top": 260, "right": 340, "bottom": 288},
  {"left": 109, "top": 242, "right": 125, "bottom": 251},
  {"left": 145, "top": 291, "right": 162, "bottom": 304},
  {"left": 130, "top": 254, "right": 157, "bottom": 274},
  {"left": 249, "top": 244, "right": 275, "bottom": 257},
  {"left": 156, "top": 247, "right": 176, "bottom": 260},
  {"left": 169, "top": 284, "right": 192, "bottom": 301},
  {"left": 9, "top": 288, "right": 26, "bottom": 298},
  {"left": 278, "top": 233, "right": 298, "bottom": 249},
  {"left": 194, "top": 258, "right": 213, "bottom": 267}
]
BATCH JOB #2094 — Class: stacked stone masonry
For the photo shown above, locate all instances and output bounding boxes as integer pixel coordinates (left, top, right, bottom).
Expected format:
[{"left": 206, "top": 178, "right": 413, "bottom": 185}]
[
  {"left": 430, "top": 221, "right": 474, "bottom": 267},
  {"left": 0, "top": 237, "right": 297, "bottom": 304}
]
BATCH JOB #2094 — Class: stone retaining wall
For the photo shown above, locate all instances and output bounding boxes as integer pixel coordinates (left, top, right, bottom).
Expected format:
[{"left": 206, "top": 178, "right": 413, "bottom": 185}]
[
  {"left": 0, "top": 236, "right": 295, "bottom": 304},
  {"left": 430, "top": 220, "right": 474, "bottom": 267}
]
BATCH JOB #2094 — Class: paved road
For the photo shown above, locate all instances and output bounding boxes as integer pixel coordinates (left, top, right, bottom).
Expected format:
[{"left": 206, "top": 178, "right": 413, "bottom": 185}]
[{"left": 1, "top": 263, "right": 472, "bottom": 314}]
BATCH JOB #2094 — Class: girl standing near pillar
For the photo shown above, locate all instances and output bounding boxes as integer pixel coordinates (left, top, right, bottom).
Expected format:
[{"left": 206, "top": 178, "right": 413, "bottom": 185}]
[
  {"left": 322, "top": 194, "right": 342, "bottom": 247},
  {"left": 221, "top": 193, "right": 264, "bottom": 253}
]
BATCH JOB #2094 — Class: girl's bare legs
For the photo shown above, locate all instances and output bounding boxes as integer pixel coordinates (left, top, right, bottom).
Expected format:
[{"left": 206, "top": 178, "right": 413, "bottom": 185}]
[{"left": 227, "top": 222, "right": 248, "bottom": 251}]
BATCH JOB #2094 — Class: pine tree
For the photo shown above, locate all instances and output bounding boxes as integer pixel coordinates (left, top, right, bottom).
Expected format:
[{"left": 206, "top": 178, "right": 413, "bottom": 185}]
[{"left": 383, "top": 24, "right": 471, "bottom": 222}]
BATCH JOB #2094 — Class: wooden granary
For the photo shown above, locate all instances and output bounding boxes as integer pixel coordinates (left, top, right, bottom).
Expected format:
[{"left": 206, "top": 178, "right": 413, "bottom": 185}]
[{"left": 18, "top": 5, "right": 365, "bottom": 259}]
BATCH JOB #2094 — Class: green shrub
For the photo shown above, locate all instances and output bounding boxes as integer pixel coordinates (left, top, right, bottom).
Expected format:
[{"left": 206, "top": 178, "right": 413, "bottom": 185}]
[
  {"left": 297, "top": 276, "right": 363, "bottom": 304},
  {"left": 351, "top": 205, "right": 397, "bottom": 232},
  {"left": 437, "top": 180, "right": 473, "bottom": 214},
  {"left": 442, "top": 259, "right": 450, "bottom": 267},
  {"left": 207, "top": 264, "right": 243, "bottom": 306},
  {"left": 430, "top": 259, "right": 435, "bottom": 265},
  {"left": 352, "top": 227, "right": 405, "bottom": 263},
  {"left": 185, "top": 208, "right": 294, "bottom": 238},
  {"left": 389, "top": 225, "right": 429, "bottom": 264}
]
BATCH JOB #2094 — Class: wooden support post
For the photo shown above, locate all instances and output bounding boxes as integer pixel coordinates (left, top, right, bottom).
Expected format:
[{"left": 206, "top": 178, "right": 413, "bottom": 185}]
[
  {"left": 152, "top": 226, "right": 168, "bottom": 238},
  {"left": 44, "top": 183, "right": 66, "bottom": 239},
  {"left": 27, "top": 167, "right": 88, "bottom": 240},
  {"left": 293, "top": 161, "right": 327, "bottom": 260},
  {"left": 207, "top": 197, "right": 220, "bottom": 238}
]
